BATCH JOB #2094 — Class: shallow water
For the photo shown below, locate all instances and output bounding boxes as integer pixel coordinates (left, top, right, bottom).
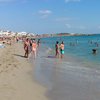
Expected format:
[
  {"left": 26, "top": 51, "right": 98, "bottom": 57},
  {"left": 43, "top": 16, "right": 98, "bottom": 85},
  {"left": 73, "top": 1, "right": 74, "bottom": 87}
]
[
  {"left": 30, "top": 42, "right": 100, "bottom": 100},
  {"left": 41, "top": 34, "right": 100, "bottom": 69}
]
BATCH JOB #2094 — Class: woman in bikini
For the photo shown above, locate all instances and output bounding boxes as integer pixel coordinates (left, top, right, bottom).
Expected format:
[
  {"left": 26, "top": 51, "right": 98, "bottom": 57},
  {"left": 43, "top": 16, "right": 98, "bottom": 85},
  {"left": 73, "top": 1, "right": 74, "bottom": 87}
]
[{"left": 32, "top": 40, "right": 37, "bottom": 59}]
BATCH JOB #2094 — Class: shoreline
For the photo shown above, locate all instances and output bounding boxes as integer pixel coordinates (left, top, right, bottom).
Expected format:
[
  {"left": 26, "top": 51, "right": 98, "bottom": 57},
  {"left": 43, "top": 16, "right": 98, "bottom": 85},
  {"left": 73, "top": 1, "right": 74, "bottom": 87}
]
[
  {"left": 29, "top": 43, "right": 100, "bottom": 100},
  {"left": 32, "top": 44, "right": 100, "bottom": 100},
  {"left": 0, "top": 42, "right": 48, "bottom": 100},
  {"left": 0, "top": 39, "right": 100, "bottom": 100}
]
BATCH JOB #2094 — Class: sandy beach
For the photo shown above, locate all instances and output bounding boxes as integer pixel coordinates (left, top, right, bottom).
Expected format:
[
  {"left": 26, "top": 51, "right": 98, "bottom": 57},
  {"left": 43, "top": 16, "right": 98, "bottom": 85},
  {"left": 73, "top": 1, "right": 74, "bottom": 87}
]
[
  {"left": 0, "top": 40, "right": 100, "bottom": 100},
  {"left": 0, "top": 42, "right": 48, "bottom": 100}
]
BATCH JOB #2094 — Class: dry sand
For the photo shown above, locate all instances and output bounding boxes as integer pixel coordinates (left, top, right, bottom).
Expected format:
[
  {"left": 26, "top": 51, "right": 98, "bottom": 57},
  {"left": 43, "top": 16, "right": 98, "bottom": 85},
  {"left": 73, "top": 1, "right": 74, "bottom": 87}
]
[{"left": 0, "top": 42, "right": 48, "bottom": 100}]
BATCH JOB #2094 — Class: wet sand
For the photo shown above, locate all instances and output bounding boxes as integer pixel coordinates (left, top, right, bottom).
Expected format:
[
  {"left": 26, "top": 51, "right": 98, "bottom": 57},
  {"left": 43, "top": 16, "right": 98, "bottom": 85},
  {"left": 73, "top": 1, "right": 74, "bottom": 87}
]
[{"left": 32, "top": 44, "right": 100, "bottom": 100}]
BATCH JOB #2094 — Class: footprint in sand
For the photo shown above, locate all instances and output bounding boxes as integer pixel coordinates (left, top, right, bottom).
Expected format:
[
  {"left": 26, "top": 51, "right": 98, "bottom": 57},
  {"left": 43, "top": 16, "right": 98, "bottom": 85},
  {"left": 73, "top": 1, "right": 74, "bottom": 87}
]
[
  {"left": 13, "top": 64, "right": 18, "bottom": 68},
  {"left": 6, "top": 66, "right": 9, "bottom": 68},
  {"left": 0, "top": 70, "right": 3, "bottom": 74},
  {"left": 8, "top": 64, "right": 12, "bottom": 66}
]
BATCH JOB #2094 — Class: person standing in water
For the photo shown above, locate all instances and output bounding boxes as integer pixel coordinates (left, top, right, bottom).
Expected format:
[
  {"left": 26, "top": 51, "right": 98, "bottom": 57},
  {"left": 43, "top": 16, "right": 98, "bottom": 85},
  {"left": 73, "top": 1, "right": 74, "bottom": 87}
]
[
  {"left": 37, "top": 39, "right": 40, "bottom": 47},
  {"left": 60, "top": 41, "right": 64, "bottom": 59},
  {"left": 55, "top": 41, "right": 60, "bottom": 58}
]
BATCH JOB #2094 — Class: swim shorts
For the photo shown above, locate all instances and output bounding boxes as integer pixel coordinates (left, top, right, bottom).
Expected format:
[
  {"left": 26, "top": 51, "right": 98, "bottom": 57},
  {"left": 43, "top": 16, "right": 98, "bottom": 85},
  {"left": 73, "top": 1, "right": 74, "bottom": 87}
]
[{"left": 60, "top": 50, "right": 64, "bottom": 54}]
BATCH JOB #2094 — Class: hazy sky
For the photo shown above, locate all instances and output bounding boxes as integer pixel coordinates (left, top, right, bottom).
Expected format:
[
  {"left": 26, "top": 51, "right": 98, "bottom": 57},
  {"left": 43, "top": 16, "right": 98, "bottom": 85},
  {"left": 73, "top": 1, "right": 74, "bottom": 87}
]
[{"left": 0, "top": 0, "right": 100, "bottom": 34}]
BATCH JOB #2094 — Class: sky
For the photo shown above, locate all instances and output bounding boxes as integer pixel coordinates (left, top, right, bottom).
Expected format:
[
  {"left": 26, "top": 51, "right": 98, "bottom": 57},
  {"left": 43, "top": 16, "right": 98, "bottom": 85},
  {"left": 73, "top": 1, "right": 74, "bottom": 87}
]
[{"left": 0, "top": 0, "right": 100, "bottom": 34}]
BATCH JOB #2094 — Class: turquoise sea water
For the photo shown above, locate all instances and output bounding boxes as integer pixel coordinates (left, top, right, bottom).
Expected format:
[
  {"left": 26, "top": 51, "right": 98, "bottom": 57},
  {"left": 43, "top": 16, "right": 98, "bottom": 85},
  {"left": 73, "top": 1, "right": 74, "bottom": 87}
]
[
  {"left": 41, "top": 34, "right": 100, "bottom": 70},
  {"left": 32, "top": 34, "right": 100, "bottom": 100}
]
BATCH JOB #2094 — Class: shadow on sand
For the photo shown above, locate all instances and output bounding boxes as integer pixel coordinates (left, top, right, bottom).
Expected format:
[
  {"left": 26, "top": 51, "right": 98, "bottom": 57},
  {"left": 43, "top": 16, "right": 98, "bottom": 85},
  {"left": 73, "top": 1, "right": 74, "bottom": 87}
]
[{"left": 13, "top": 54, "right": 25, "bottom": 58}]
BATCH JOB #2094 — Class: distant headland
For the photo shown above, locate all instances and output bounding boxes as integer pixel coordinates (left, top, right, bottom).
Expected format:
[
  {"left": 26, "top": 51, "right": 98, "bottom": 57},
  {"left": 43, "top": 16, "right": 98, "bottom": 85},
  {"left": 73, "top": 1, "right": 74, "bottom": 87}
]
[{"left": 0, "top": 30, "right": 99, "bottom": 38}]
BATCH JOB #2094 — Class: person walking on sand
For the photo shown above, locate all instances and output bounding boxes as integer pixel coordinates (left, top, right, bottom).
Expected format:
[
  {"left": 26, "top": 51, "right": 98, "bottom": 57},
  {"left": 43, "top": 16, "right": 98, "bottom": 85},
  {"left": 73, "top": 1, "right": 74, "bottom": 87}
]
[
  {"left": 55, "top": 41, "right": 60, "bottom": 58},
  {"left": 24, "top": 38, "right": 30, "bottom": 58},
  {"left": 32, "top": 40, "right": 37, "bottom": 59},
  {"left": 60, "top": 41, "right": 64, "bottom": 59}
]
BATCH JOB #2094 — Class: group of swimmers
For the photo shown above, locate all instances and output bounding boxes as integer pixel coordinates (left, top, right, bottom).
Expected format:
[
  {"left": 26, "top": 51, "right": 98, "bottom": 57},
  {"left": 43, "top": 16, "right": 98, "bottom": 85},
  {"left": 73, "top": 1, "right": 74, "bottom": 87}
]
[
  {"left": 55, "top": 41, "right": 64, "bottom": 58},
  {"left": 24, "top": 38, "right": 40, "bottom": 59}
]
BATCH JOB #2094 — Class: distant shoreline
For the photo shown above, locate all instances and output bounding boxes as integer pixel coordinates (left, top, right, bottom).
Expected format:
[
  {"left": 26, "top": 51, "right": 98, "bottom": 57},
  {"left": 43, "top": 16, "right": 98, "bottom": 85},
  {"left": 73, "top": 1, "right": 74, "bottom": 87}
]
[{"left": 37, "top": 33, "right": 100, "bottom": 38}]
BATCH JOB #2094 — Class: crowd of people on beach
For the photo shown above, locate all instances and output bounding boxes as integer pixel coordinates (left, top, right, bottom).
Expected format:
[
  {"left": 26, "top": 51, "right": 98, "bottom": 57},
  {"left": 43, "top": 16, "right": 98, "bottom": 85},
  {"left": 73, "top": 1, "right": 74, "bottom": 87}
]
[
  {"left": 23, "top": 38, "right": 40, "bottom": 59},
  {"left": 23, "top": 38, "right": 65, "bottom": 59},
  {"left": 1, "top": 35, "right": 100, "bottom": 60}
]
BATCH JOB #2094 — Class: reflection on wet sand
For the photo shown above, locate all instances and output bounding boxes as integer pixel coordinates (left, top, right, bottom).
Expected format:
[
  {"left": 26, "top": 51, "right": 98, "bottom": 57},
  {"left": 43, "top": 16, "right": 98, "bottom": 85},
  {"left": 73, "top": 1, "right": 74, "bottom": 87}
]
[{"left": 32, "top": 55, "right": 100, "bottom": 100}]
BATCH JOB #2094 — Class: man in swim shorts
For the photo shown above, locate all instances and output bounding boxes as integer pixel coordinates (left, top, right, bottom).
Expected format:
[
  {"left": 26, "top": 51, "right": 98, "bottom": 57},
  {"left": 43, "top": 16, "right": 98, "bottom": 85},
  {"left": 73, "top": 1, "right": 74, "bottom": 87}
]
[{"left": 60, "top": 41, "right": 64, "bottom": 58}]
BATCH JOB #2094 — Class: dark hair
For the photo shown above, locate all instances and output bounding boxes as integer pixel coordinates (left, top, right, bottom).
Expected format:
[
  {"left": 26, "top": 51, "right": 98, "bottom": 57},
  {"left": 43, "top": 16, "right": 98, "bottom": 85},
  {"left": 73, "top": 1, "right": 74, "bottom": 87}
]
[
  {"left": 61, "top": 41, "right": 64, "bottom": 44},
  {"left": 26, "top": 38, "right": 29, "bottom": 41},
  {"left": 56, "top": 41, "right": 59, "bottom": 44}
]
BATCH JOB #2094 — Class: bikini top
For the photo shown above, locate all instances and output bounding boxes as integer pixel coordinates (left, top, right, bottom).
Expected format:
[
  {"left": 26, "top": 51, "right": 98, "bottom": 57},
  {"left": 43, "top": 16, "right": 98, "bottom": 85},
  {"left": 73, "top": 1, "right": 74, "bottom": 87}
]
[{"left": 32, "top": 43, "right": 37, "bottom": 48}]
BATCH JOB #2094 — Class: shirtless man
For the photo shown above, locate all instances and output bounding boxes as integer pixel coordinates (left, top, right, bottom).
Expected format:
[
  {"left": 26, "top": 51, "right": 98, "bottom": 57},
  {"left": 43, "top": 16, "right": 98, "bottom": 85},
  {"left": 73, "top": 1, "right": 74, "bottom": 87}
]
[
  {"left": 60, "top": 41, "right": 64, "bottom": 59},
  {"left": 24, "top": 38, "right": 30, "bottom": 58}
]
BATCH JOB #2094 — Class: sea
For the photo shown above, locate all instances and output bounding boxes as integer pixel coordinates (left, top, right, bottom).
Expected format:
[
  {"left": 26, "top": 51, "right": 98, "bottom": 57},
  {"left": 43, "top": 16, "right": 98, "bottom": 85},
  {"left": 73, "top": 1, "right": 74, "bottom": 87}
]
[
  {"left": 32, "top": 34, "right": 100, "bottom": 100},
  {"left": 40, "top": 34, "right": 100, "bottom": 70}
]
